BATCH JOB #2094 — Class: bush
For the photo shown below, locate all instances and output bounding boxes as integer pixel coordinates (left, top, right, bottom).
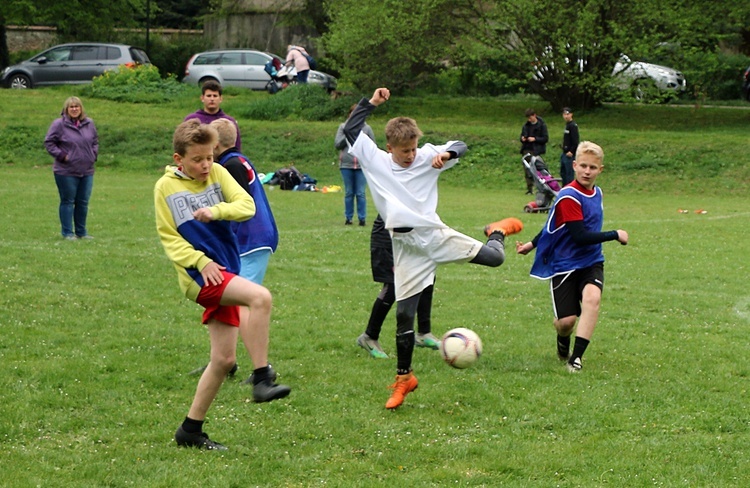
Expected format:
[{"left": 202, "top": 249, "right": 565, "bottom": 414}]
[
  {"left": 81, "top": 64, "right": 191, "bottom": 103},
  {"left": 680, "top": 50, "right": 750, "bottom": 101},
  {"left": 234, "top": 83, "right": 358, "bottom": 121}
]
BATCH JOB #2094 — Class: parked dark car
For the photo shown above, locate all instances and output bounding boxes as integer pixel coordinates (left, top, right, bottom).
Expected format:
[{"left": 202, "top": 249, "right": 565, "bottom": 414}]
[
  {"left": 743, "top": 65, "right": 750, "bottom": 102},
  {"left": 182, "top": 49, "right": 337, "bottom": 93},
  {"left": 1, "top": 43, "right": 151, "bottom": 89}
]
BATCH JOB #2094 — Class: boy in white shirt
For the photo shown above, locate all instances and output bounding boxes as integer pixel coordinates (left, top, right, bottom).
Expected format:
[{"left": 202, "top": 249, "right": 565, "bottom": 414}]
[{"left": 343, "top": 87, "right": 523, "bottom": 409}]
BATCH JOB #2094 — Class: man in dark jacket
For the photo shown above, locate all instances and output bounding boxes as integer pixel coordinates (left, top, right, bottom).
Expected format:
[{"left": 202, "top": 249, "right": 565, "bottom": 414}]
[
  {"left": 560, "top": 107, "right": 580, "bottom": 186},
  {"left": 520, "top": 108, "right": 549, "bottom": 193}
]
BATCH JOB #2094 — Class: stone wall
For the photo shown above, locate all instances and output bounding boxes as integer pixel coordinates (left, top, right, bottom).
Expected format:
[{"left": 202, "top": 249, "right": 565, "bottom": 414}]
[
  {"left": 6, "top": 26, "right": 58, "bottom": 53},
  {"left": 203, "top": 12, "right": 317, "bottom": 56},
  {"left": 5, "top": 25, "right": 203, "bottom": 54}
]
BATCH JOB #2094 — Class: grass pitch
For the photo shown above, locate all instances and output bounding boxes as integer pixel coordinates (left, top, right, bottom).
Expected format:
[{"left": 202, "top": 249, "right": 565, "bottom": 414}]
[{"left": 1, "top": 163, "right": 748, "bottom": 487}]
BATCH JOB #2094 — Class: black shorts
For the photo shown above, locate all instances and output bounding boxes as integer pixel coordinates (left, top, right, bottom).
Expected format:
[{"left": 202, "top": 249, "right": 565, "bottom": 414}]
[
  {"left": 550, "top": 262, "right": 604, "bottom": 319},
  {"left": 371, "top": 244, "right": 394, "bottom": 284}
]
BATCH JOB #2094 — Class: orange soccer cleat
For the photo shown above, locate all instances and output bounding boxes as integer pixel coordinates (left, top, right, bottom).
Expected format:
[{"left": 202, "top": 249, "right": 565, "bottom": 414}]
[{"left": 385, "top": 372, "right": 419, "bottom": 409}]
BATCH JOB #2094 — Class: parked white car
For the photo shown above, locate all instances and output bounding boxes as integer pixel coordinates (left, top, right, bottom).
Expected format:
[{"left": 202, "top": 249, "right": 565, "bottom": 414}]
[
  {"left": 611, "top": 55, "right": 686, "bottom": 95},
  {"left": 182, "top": 49, "right": 337, "bottom": 92}
]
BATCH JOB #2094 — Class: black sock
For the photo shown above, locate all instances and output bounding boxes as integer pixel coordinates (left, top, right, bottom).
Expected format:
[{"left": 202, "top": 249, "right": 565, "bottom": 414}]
[
  {"left": 252, "top": 366, "right": 271, "bottom": 385},
  {"left": 366, "top": 298, "right": 392, "bottom": 340},
  {"left": 182, "top": 416, "right": 204, "bottom": 434},
  {"left": 569, "top": 337, "right": 590, "bottom": 363},
  {"left": 557, "top": 335, "right": 571, "bottom": 358}
]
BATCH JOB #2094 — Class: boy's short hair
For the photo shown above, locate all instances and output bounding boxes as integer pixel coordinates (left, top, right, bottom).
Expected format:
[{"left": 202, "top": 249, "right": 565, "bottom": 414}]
[
  {"left": 576, "top": 141, "right": 604, "bottom": 162},
  {"left": 524, "top": 108, "right": 536, "bottom": 117},
  {"left": 209, "top": 119, "right": 237, "bottom": 149},
  {"left": 385, "top": 117, "right": 423, "bottom": 146},
  {"left": 201, "top": 80, "right": 223, "bottom": 95},
  {"left": 173, "top": 119, "right": 218, "bottom": 156}
]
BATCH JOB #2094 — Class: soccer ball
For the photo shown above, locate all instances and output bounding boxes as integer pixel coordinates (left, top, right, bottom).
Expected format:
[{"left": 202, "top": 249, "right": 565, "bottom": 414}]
[{"left": 439, "top": 328, "right": 482, "bottom": 369}]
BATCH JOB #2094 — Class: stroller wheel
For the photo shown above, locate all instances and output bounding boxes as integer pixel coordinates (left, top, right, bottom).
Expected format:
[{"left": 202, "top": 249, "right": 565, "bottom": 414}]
[{"left": 524, "top": 202, "right": 538, "bottom": 213}]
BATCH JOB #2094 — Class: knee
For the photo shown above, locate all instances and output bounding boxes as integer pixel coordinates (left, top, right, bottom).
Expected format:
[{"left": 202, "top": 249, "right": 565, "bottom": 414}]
[
  {"left": 555, "top": 316, "right": 576, "bottom": 335},
  {"left": 249, "top": 286, "right": 273, "bottom": 312},
  {"left": 211, "top": 352, "right": 237, "bottom": 374}
]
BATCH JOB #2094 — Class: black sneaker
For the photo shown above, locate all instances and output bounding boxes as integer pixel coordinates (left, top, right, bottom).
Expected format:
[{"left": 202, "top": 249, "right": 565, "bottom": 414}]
[
  {"left": 567, "top": 357, "right": 582, "bottom": 373},
  {"left": 242, "top": 363, "right": 277, "bottom": 386},
  {"left": 252, "top": 380, "right": 291, "bottom": 403},
  {"left": 175, "top": 426, "right": 228, "bottom": 450}
]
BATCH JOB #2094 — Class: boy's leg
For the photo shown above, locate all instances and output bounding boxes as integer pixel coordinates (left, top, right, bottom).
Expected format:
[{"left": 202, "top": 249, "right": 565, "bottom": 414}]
[
  {"left": 415, "top": 283, "right": 440, "bottom": 350},
  {"left": 470, "top": 218, "right": 524, "bottom": 267},
  {"left": 187, "top": 319, "right": 239, "bottom": 421},
  {"left": 386, "top": 293, "right": 420, "bottom": 409},
  {"left": 175, "top": 319, "right": 236, "bottom": 451},
  {"left": 221, "top": 276, "right": 291, "bottom": 401},
  {"left": 358, "top": 283, "right": 393, "bottom": 359},
  {"left": 566, "top": 283, "right": 601, "bottom": 371},
  {"left": 365, "top": 283, "right": 395, "bottom": 340}
]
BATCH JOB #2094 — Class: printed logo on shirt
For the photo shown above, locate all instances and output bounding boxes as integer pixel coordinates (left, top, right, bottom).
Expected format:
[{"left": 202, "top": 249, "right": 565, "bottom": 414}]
[{"left": 166, "top": 183, "right": 225, "bottom": 226}]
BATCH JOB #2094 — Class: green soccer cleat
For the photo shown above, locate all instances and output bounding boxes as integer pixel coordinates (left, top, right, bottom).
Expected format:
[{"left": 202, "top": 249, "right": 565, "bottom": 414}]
[
  {"left": 415, "top": 332, "right": 441, "bottom": 350},
  {"left": 357, "top": 333, "right": 389, "bottom": 359}
]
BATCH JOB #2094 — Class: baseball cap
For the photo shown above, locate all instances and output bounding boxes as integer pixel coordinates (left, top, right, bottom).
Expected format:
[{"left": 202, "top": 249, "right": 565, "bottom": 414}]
[{"left": 562, "top": 107, "right": 572, "bottom": 114}]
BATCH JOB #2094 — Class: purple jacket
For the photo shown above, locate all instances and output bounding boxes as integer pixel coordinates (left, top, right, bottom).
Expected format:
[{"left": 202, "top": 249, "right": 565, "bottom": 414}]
[
  {"left": 44, "top": 115, "right": 98, "bottom": 177},
  {"left": 184, "top": 109, "right": 241, "bottom": 150}
]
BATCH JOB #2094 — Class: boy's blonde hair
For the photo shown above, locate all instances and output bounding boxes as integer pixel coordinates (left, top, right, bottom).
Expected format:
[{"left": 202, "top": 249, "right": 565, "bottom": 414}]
[
  {"left": 209, "top": 119, "right": 237, "bottom": 149},
  {"left": 173, "top": 119, "right": 218, "bottom": 156},
  {"left": 385, "top": 116, "right": 423, "bottom": 146},
  {"left": 576, "top": 141, "right": 604, "bottom": 163},
  {"left": 62, "top": 96, "right": 86, "bottom": 120}
]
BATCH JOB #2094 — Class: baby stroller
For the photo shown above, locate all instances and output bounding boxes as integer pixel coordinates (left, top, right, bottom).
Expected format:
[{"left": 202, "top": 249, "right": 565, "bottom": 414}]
[
  {"left": 521, "top": 153, "right": 562, "bottom": 213},
  {"left": 264, "top": 58, "right": 285, "bottom": 94}
]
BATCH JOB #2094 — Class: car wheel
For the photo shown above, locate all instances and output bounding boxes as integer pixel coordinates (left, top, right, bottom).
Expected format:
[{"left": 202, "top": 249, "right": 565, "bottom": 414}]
[
  {"left": 631, "top": 78, "right": 667, "bottom": 103},
  {"left": 8, "top": 74, "right": 31, "bottom": 89},
  {"left": 198, "top": 76, "right": 219, "bottom": 86}
]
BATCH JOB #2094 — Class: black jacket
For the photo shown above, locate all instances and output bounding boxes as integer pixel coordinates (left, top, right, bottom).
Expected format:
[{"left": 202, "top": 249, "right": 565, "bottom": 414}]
[{"left": 520, "top": 116, "right": 549, "bottom": 155}]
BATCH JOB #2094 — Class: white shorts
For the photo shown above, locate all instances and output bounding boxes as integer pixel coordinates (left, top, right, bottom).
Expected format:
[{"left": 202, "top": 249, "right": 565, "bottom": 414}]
[{"left": 391, "top": 227, "right": 482, "bottom": 301}]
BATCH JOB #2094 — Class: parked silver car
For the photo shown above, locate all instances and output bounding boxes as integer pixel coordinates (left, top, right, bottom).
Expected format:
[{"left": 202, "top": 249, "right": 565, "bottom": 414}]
[
  {"left": 182, "top": 49, "right": 337, "bottom": 92},
  {"left": 612, "top": 55, "right": 686, "bottom": 95},
  {"left": 1, "top": 43, "right": 151, "bottom": 89}
]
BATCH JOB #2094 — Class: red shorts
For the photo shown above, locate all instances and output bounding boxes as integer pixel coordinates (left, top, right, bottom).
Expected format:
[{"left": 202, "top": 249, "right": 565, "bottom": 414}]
[{"left": 196, "top": 271, "right": 240, "bottom": 327}]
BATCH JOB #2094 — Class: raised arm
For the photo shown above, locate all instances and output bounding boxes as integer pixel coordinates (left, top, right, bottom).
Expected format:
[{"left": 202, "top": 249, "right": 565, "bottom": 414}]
[{"left": 343, "top": 87, "right": 390, "bottom": 146}]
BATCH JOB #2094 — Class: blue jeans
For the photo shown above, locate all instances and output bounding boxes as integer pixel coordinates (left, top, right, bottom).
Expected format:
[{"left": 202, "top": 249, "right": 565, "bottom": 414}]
[
  {"left": 54, "top": 173, "right": 93, "bottom": 237},
  {"left": 560, "top": 153, "right": 575, "bottom": 187},
  {"left": 340, "top": 168, "right": 367, "bottom": 222}
]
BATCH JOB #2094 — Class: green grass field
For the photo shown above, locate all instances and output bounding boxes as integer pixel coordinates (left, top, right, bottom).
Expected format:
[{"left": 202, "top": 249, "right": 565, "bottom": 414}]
[{"left": 1, "top": 87, "right": 749, "bottom": 486}]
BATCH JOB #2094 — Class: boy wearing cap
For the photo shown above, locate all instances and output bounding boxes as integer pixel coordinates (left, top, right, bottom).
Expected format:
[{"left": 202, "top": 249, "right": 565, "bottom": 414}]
[{"left": 560, "top": 107, "right": 579, "bottom": 186}]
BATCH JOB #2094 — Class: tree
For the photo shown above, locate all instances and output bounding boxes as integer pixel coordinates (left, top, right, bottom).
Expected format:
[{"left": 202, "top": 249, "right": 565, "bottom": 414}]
[{"left": 322, "top": 0, "right": 482, "bottom": 92}]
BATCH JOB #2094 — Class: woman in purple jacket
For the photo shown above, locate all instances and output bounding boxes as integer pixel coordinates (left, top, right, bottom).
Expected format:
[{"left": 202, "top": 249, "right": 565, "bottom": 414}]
[{"left": 45, "top": 96, "right": 98, "bottom": 240}]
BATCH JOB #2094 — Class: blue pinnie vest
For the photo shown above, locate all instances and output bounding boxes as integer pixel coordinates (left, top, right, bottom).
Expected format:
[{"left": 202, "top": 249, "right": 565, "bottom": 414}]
[
  {"left": 218, "top": 151, "right": 279, "bottom": 255},
  {"left": 530, "top": 186, "right": 605, "bottom": 279}
]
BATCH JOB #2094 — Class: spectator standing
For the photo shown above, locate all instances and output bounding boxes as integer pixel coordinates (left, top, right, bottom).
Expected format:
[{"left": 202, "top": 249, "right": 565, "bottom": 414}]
[
  {"left": 335, "top": 105, "right": 375, "bottom": 226},
  {"left": 520, "top": 108, "right": 549, "bottom": 193},
  {"left": 184, "top": 80, "right": 241, "bottom": 150},
  {"left": 560, "top": 107, "right": 579, "bottom": 186},
  {"left": 285, "top": 45, "right": 311, "bottom": 84},
  {"left": 44, "top": 96, "right": 98, "bottom": 240}
]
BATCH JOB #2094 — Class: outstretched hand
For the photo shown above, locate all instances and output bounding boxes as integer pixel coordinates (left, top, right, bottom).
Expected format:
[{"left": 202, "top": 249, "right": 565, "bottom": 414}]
[{"left": 370, "top": 88, "right": 390, "bottom": 106}]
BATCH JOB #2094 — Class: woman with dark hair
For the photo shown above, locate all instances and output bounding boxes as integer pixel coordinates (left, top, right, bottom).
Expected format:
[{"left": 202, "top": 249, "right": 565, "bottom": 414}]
[{"left": 45, "top": 96, "right": 98, "bottom": 239}]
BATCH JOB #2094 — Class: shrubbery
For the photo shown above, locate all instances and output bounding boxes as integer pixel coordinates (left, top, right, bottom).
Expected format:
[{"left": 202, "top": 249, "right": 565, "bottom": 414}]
[
  {"left": 81, "top": 64, "right": 191, "bottom": 103},
  {"left": 233, "top": 83, "right": 358, "bottom": 121}
]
